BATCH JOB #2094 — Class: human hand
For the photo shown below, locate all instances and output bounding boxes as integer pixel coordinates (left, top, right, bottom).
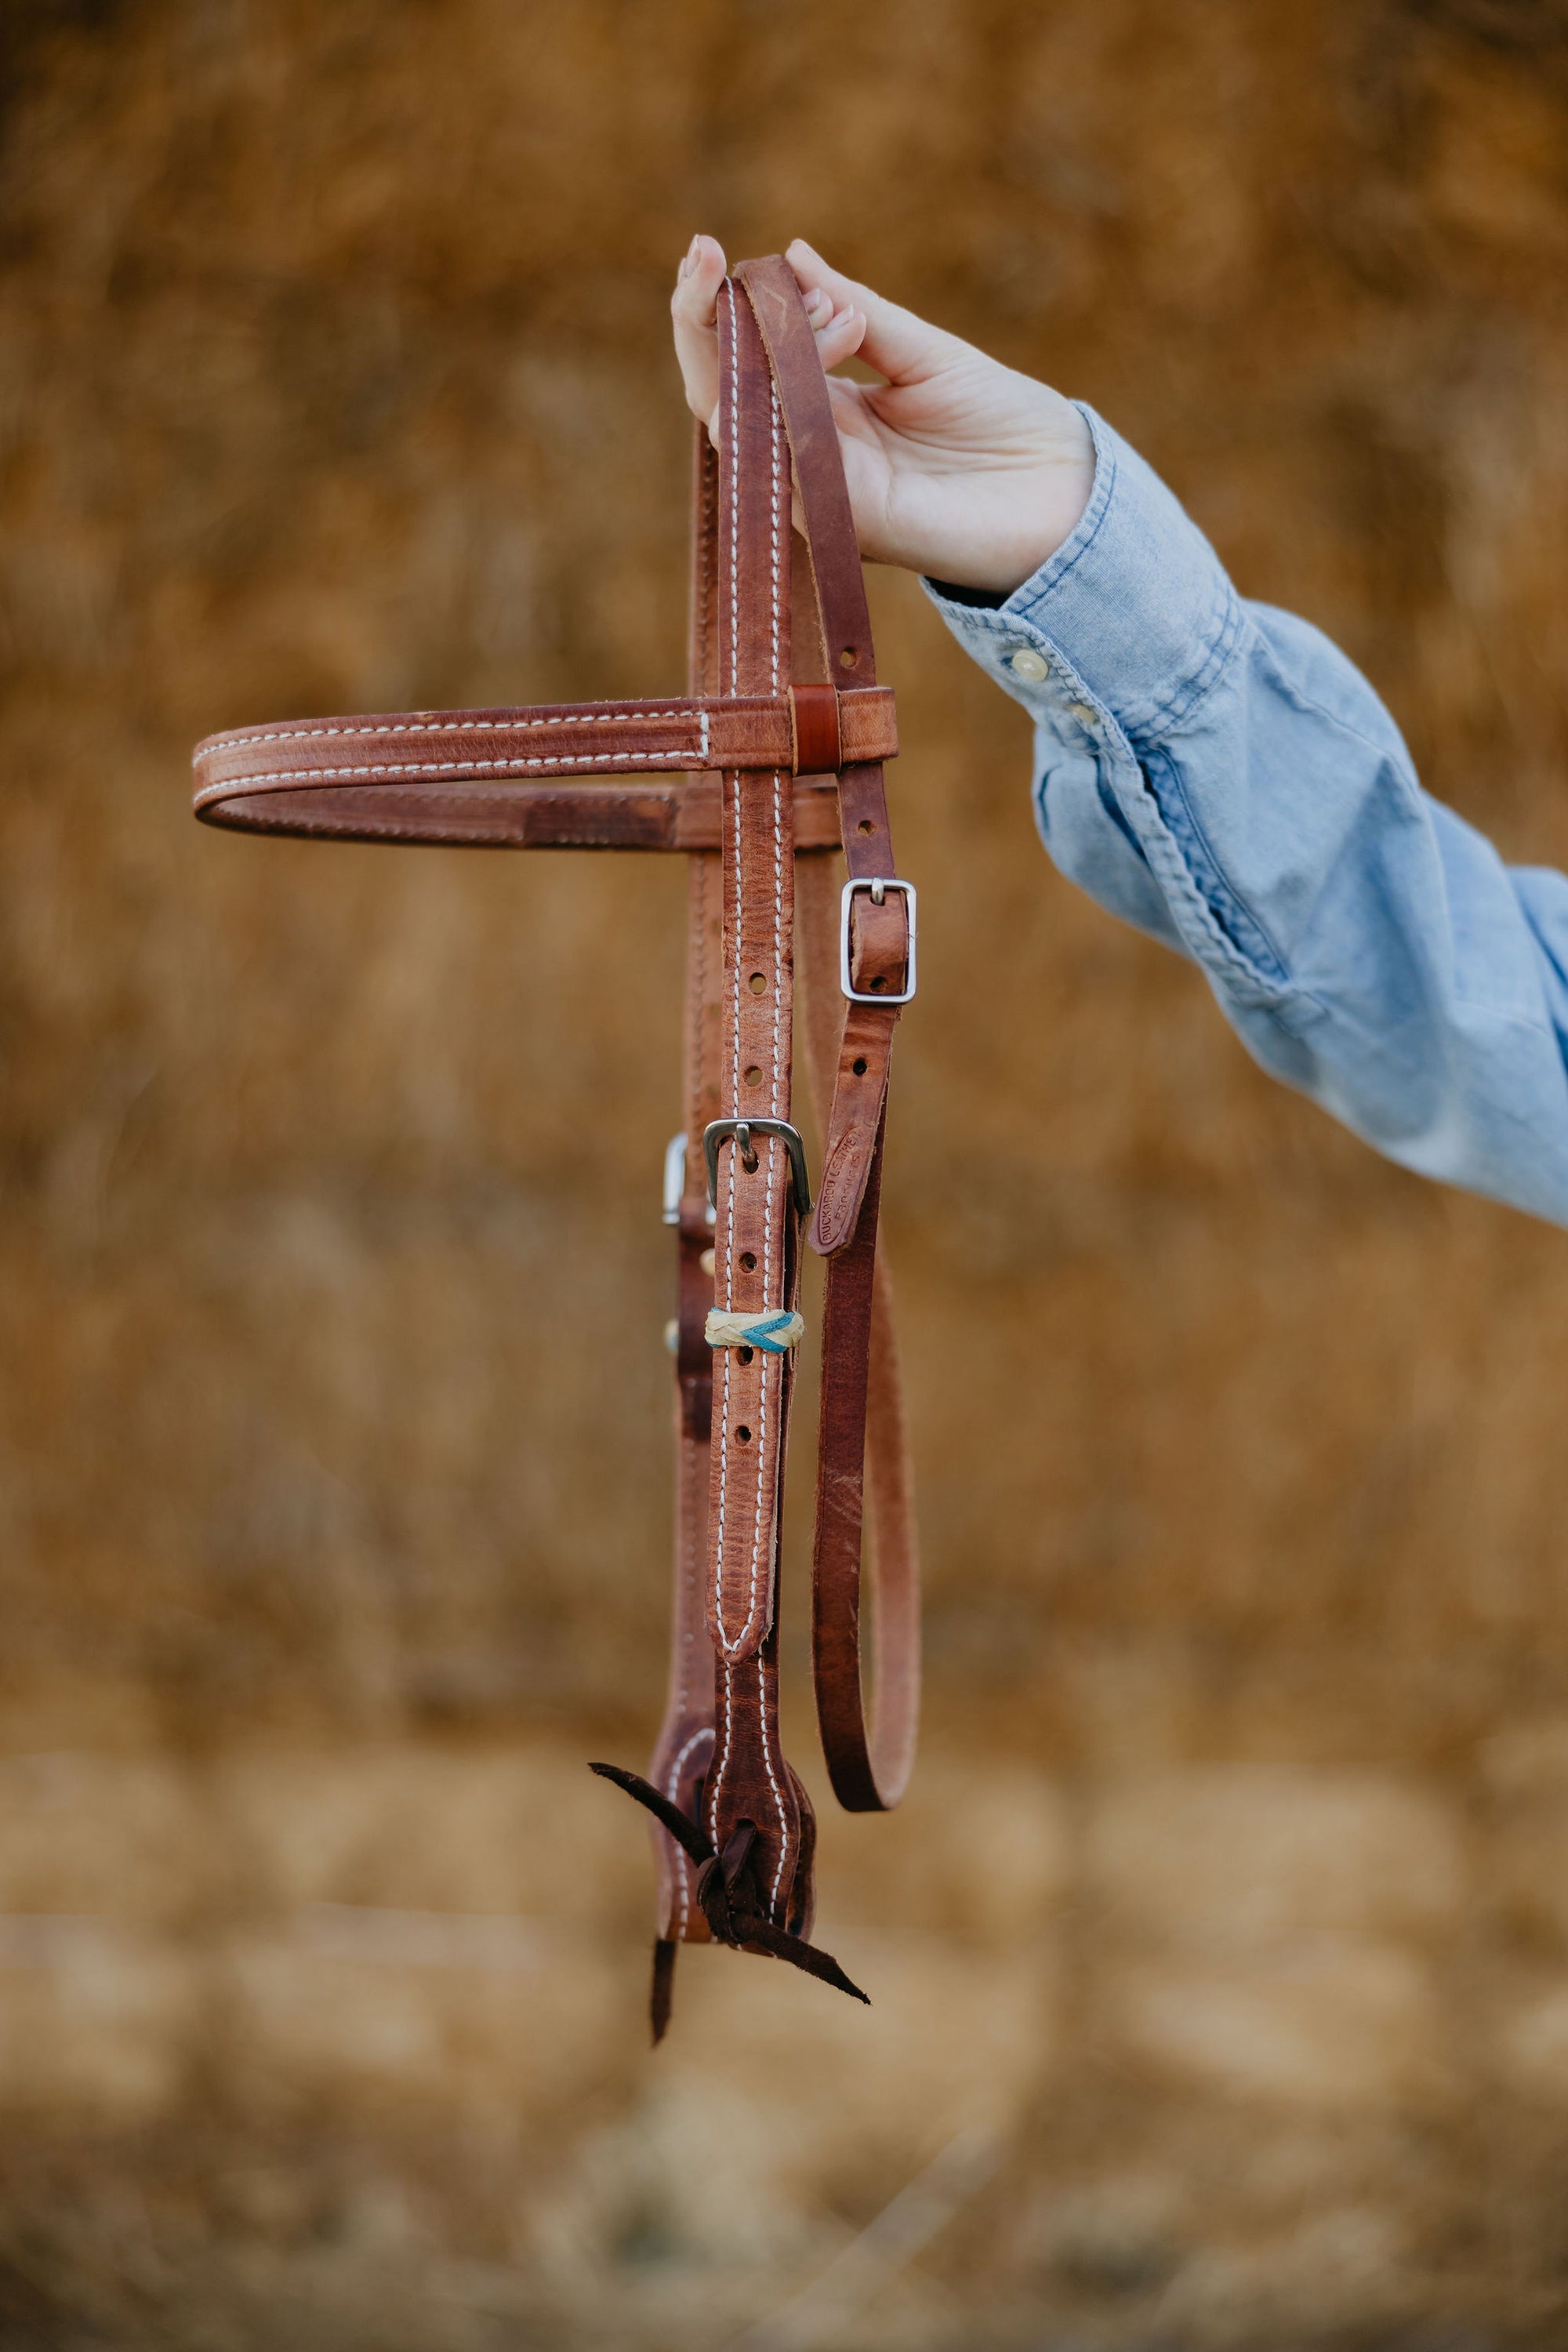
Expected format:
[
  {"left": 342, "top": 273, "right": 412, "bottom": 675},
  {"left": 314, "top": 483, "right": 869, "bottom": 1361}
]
[{"left": 670, "top": 235, "right": 1094, "bottom": 597}]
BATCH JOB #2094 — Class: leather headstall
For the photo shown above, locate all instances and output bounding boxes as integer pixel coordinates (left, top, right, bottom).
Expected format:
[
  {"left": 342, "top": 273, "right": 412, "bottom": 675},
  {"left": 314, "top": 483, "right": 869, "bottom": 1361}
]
[{"left": 192, "top": 256, "right": 920, "bottom": 2039}]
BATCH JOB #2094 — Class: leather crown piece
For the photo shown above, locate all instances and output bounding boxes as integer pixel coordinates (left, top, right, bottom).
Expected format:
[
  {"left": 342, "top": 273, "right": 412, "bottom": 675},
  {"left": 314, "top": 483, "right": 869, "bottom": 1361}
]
[{"left": 192, "top": 256, "right": 920, "bottom": 2041}]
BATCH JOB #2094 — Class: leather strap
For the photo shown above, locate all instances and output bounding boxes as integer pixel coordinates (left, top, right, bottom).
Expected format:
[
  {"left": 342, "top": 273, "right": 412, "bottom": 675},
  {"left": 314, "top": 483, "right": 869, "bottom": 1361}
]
[
  {"left": 193, "top": 769, "right": 847, "bottom": 853},
  {"left": 193, "top": 689, "right": 895, "bottom": 843},
  {"left": 733, "top": 258, "right": 876, "bottom": 693},
  {"left": 797, "top": 857, "right": 920, "bottom": 1813},
  {"left": 644, "top": 429, "right": 725, "bottom": 1984},
  {"left": 732, "top": 259, "right": 909, "bottom": 1263},
  {"left": 189, "top": 252, "right": 922, "bottom": 2033},
  {"left": 734, "top": 259, "right": 915, "bottom": 1815},
  {"left": 699, "top": 274, "right": 806, "bottom": 1926}
]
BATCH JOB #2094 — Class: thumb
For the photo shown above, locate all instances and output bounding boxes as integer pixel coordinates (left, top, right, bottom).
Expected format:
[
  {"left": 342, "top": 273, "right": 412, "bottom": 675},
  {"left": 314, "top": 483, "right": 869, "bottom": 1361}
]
[{"left": 670, "top": 234, "right": 728, "bottom": 430}]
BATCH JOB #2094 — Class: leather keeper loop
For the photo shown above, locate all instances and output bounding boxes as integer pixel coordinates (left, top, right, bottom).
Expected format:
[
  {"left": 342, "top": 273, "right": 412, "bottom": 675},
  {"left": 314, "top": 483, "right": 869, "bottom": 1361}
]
[{"left": 789, "top": 682, "right": 842, "bottom": 776}]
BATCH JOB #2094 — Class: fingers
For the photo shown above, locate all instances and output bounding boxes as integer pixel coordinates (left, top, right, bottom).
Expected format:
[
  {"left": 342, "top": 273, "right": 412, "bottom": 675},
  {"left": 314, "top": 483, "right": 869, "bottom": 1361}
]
[
  {"left": 673, "top": 234, "right": 869, "bottom": 436},
  {"left": 673, "top": 233, "right": 942, "bottom": 407},
  {"left": 670, "top": 233, "right": 728, "bottom": 430},
  {"left": 785, "top": 238, "right": 961, "bottom": 383},
  {"left": 800, "top": 281, "right": 869, "bottom": 372}
]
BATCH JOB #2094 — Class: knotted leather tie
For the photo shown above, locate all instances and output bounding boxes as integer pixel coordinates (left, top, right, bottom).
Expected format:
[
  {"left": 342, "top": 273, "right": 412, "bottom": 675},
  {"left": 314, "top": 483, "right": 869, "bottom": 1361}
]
[
  {"left": 193, "top": 257, "right": 920, "bottom": 2039},
  {"left": 589, "top": 1762, "right": 868, "bottom": 2040}
]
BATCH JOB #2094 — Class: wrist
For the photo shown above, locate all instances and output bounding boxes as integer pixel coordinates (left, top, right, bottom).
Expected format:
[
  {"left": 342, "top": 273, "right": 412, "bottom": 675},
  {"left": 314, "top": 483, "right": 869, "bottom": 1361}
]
[
  {"left": 989, "top": 449, "right": 1096, "bottom": 597},
  {"left": 920, "top": 467, "right": 1094, "bottom": 599},
  {"left": 913, "top": 427, "right": 1095, "bottom": 599}
]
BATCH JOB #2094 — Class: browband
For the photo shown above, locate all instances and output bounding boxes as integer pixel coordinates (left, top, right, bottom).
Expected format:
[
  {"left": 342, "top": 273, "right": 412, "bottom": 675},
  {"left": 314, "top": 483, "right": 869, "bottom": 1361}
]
[{"left": 193, "top": 685, "right": 896, "bottom": 844}]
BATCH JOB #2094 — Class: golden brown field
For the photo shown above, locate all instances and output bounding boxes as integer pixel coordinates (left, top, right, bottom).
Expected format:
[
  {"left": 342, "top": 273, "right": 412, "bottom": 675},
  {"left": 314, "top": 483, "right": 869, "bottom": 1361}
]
[{"left": 3, "top": 1, "right": 1568, "bottom": 2343}]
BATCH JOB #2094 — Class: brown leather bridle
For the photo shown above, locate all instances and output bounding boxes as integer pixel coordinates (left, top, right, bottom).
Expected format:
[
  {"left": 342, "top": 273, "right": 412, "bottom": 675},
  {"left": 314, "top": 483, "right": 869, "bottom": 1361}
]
[{"left": 192, "top": 256, "right": 920, "bottom": 2038}]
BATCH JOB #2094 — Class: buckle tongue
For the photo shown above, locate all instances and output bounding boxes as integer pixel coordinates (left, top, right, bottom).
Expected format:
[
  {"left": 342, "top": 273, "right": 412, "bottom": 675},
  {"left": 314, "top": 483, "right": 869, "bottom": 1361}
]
[{"left": 702, "top": 1119, "right": 811, "bottom": 1217}]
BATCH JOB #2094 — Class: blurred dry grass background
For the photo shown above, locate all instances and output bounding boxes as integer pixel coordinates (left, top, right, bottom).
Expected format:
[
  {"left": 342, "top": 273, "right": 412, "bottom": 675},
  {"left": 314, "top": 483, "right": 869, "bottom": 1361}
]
[{"left": 3, "top": 0, "right": 1568, "bottom": 2344}]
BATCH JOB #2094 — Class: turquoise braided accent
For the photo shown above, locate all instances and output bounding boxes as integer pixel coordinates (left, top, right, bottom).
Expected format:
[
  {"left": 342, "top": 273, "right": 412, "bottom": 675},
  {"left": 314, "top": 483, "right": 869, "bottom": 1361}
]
[
  {"left": 703, "top": 1307, "right": 805, "bottom": 1355},
  {"left": 741, "top": 1312, "right": 796, "bottom": 1356}
]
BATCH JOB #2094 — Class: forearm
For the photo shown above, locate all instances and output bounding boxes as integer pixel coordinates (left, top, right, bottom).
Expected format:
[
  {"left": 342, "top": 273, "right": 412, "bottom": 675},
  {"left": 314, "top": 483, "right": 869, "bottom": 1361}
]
[{"left": 927, "top": 407, "right": 1568, "bottom": 1229}]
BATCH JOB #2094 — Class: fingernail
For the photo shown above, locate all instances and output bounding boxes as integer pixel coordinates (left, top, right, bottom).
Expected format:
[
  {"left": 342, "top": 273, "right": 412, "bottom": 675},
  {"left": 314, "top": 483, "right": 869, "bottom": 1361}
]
[
  {"left": 680, "top": 235, "right": 701, "bottom": 279},
  {"left": 804, "top": 287, "right": 826, "bottom": 317}
]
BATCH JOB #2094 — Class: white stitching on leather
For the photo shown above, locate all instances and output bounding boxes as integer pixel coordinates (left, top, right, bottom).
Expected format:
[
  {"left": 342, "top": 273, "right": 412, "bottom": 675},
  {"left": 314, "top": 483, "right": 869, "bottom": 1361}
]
[
  {"left": 768, "top": 397, "right": 786, "bottom": 1129},
  {"left": 664, "top": 1723, "right": 708, "bottom": 1943},
  {"left": 195, "top": 752, "right": 703, "bottom": 802},
  {"left": 756, "top": 1650, "right": 789, "bottom": 1914},
  {"left": 709, "top": 281, "right": 742, "bottom": 1836},
  {"left": 725, "top": 280, "right": 739, "bottom": 702},
  {"left": 709, "top": 292, "right": 794, "bottom": 1923},
  {"left": 197, "top": 697, "right": 884, "bottom": 797},
  {"left": 713, "top": 303, "right": 773, "bottom": 1671},
  {"left": 665, "top": 1726, "right": 707, "bottom": 1796},
  {"left": 215, "top": 709, "right": 697, "bottom": 748},
  {"left": 709, "top": 1660, "right": 734, "bottom": 1843},
  {"left": 681, "top": 860, "right": 714, "bottom": 1870},
  {"left": 735, "top": 386, "right": 783, "bottom": 1662},
  {"left": 695, "top": 438, "right": 715, "bottom": 688},
  {"left": 742, "top": 595, "right": 779, "bottom": 1664},
  {"left": 762, "top": 389, "right": 790, "bottom": 1909},
  {"left": 713, "top": 326, "right": 745, "bottom": 1655},
  {"left": 769, "top": 383, "right": 783, "bottom": 694}
]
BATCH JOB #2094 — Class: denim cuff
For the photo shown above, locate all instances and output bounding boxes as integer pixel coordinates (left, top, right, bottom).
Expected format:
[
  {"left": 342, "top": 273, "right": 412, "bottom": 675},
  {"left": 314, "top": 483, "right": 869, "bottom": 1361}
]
[{"left": 921, "top": 405, "right": 1243, "bottom": 753}]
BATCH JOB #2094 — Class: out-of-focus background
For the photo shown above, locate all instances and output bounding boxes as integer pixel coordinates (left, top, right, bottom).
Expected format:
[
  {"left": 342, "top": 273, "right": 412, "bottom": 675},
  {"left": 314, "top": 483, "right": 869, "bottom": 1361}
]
[{"left": 4, "top": 1, "right": 1568, "bottom": 2344}]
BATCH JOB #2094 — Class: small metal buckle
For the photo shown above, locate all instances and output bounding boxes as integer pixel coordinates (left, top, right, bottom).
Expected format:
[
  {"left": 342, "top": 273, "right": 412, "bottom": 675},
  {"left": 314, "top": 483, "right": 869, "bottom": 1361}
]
[
  {"left": 662, "top": 1131, "right": 715, "bottom": 1227},
  {"left": 702, "top": 1118, "right": 811, "bottom": 1218},
  {"left": 662, "top": 1133, "right": 687, "bottom": 1225},
  {"left": 840, "top": 877, "right": 917, "bottom": 1006}
]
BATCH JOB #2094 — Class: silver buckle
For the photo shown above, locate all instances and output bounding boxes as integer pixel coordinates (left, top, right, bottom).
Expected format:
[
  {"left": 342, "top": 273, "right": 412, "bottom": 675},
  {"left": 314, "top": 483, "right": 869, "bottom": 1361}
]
[
  {"left": 702, "top": 1119, "right": 811, "bottom": 1218},
  {"left": 662, "top": 1132, "right": 714, "bottom": 1227},
  {"left": 840, "top": 877, "right": 917, "bottom": 1006},
  {"left": 661, "top": 1133, "right": 687, "bottom": 1225}
]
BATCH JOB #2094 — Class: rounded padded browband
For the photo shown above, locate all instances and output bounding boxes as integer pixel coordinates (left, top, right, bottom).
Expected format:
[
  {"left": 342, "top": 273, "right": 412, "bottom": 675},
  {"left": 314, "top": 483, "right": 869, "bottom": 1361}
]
[{"left": 193, "top": 685, "right": 895, "bottom": 848}]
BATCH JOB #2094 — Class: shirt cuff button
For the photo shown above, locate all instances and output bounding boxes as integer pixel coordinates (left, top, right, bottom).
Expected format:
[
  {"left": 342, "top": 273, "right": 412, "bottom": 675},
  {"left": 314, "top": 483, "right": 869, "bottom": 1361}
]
[{"left": 1008, "top": 648, "right": 1051, "bottom": 682}]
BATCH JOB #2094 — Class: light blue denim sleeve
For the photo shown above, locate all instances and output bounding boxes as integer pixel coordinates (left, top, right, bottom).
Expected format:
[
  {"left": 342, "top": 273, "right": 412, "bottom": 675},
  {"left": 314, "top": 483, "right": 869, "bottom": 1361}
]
[{"left": 924, "top": 404, "right": 1568, "bottom": 1229}]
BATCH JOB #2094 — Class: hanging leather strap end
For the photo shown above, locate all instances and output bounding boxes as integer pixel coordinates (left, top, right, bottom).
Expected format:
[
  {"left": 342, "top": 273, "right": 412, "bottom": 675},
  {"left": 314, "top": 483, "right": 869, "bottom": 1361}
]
[
  {"left": 789, "top": 681, "right": 842, "bottom": 776},
  {"left": 811, "top": 1139, "right": 874, "bottom": 1257}
]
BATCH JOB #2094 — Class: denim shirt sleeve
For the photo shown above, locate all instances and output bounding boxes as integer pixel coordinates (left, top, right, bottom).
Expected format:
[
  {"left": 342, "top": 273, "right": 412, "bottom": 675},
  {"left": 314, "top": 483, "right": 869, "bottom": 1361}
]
[{"left": 924, "top": 404, "right": 1568, "bottom": 1230}]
